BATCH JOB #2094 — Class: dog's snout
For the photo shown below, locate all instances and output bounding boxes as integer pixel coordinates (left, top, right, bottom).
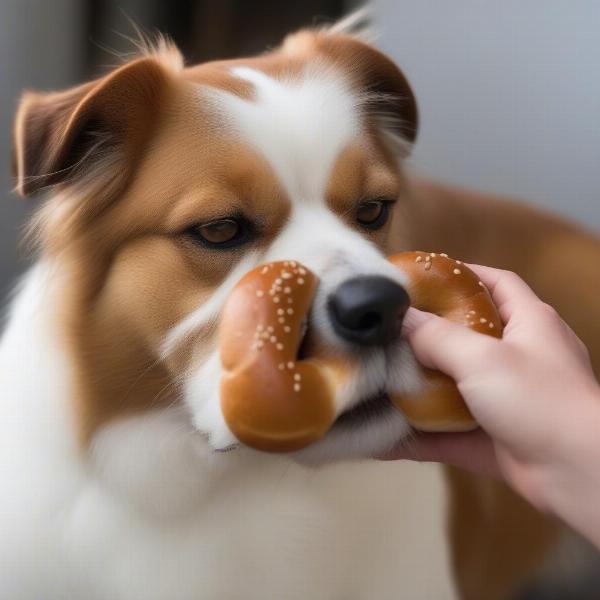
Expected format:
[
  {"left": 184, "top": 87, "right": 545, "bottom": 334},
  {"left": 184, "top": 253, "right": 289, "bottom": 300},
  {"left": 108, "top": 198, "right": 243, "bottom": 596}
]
[{"left": 327, "top": 276, "right": 410, "bottom": 346}]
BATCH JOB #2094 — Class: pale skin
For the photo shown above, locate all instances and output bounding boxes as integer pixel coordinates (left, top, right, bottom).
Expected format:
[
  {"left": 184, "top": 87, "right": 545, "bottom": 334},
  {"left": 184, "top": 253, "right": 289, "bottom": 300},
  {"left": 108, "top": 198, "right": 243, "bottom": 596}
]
[{"left": 381, "top": 264, "right": 600, "bottom": 549}]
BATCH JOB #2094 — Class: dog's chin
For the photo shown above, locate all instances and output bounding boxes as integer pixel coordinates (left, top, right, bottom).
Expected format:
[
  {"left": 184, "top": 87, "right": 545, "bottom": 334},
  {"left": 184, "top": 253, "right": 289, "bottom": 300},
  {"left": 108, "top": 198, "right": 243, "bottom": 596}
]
[
  {"left": 289, "top": 341, "right": 418, "bottom": 465},
  {"left": 205, "top": 394, "right": 411, "bottom": 464},
  {"left": 290, "top": 394, "right": 410, "bottom": 465}
]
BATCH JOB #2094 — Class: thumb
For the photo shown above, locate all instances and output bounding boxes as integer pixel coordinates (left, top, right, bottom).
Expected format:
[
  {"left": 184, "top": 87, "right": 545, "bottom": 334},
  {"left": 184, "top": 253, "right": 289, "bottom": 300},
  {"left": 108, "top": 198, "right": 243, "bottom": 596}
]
[{"left": 402, "top": 307, "right": 500, "bottom": 382}]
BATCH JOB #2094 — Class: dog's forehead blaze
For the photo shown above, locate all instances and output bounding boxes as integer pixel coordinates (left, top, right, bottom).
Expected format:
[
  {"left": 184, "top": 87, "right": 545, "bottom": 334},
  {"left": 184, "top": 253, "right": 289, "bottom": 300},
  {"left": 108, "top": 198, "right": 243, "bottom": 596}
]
[
  {"left": 47, "top": 35, "right": 408, "bottom": 445},
  {"left": 202, "top": 66, "right": 360, "bottom": 203},
  {"left": 177, "top": 75, "right": 400, "bottom": 231}
]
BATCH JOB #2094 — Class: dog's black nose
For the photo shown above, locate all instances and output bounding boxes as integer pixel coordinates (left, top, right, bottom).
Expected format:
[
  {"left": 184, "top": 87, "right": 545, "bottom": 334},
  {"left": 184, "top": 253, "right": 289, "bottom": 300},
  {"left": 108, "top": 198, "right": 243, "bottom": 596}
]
[{"left": 327, "top": 276, "right": 410, "bottom": 346}]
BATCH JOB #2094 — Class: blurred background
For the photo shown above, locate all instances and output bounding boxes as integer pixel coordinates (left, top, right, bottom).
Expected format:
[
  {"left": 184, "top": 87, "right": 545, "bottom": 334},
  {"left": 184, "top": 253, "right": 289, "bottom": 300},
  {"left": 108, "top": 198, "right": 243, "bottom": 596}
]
[{"left": 1, "top": 1, "right": 599, "bottom": 299}]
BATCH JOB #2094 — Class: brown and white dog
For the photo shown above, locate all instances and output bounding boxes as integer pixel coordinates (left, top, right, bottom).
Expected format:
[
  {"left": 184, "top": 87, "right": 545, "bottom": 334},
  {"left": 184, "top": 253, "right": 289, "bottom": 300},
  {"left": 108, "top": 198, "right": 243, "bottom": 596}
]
[{"left": 2, "top": 16, "right": 600, "bottom": 600}]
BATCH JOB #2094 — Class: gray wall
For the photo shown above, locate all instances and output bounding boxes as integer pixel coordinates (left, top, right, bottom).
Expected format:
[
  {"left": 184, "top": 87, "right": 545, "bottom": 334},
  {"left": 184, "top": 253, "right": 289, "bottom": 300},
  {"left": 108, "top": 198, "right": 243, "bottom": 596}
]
[
  {"left": 0, "top": 0, "right": 84, "bottom": 298},
  {"left": 374, "top": 0, "right": 600, "bottom": 230}
]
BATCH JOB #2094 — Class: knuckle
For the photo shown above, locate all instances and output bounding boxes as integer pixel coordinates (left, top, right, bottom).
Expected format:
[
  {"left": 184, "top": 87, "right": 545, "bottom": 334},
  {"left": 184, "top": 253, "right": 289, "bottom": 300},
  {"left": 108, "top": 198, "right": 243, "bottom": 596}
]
[
  {"left": 575, "top": 337, "right": 591, "bottom": 360},
  {"left": 537, "top": 301, "right": 560, "bottom": 321},
  {"left": 477, "top": 339, "right": 518, "bottom": 373},
  {"left": 501, "top": 268, "right": 518, "bottom": 279},
  {"left": 500, "top": 269, "right": 521, "bottom": 285},
  {"left": 479, "top": 339, "right": 505, "bottom": 365}
]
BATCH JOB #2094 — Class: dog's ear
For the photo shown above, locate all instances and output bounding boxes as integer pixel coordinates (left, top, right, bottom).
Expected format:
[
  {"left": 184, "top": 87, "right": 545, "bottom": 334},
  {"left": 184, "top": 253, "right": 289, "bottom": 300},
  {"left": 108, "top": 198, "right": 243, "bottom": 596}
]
[
  {"left": 13, "top": 55, "right": 178, "bottom": 197},
  {"left": 283, "top": 31, "right": 419, "bottom": 145}
]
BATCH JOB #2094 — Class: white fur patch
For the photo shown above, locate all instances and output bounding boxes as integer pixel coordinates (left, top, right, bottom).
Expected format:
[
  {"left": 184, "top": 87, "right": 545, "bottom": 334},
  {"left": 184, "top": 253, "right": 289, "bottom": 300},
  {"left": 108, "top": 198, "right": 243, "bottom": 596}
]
[{"left": 204, "top": 65, "right": 361, "bottom": 202}]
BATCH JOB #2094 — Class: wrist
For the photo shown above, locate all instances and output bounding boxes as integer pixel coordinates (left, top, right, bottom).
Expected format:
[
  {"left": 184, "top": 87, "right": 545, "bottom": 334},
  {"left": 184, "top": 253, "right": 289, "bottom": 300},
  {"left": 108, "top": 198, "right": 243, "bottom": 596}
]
[{"left": 539, "top": 384, "right": 600, "bottom": 546}]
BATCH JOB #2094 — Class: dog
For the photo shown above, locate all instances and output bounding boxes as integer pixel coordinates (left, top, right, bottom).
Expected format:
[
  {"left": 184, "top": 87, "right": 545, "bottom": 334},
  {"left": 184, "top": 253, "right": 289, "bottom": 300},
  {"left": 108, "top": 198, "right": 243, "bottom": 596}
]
[{"left": 2, "top": 16, "right": 600, "bottom": 600}]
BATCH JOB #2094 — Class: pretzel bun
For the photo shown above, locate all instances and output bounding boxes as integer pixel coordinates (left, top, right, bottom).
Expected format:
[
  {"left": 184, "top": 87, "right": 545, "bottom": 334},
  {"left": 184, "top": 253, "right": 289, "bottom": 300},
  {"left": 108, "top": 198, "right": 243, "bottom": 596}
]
[
  {"left": 388, "top": 251, "right": 503, "bottom": 432},
  {"left": 219, "top": 261, "right": 336, "bottom": 452}
]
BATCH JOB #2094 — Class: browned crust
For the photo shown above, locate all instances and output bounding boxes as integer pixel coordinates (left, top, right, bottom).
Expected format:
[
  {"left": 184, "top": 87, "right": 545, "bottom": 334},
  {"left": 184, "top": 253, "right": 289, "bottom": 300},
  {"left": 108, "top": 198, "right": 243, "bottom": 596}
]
[
  {"left": 219, "top": 261, "right": 335, "bottom": 452},
  {"left": 388, "top": 251, "right": 503, "bottom": 431}
]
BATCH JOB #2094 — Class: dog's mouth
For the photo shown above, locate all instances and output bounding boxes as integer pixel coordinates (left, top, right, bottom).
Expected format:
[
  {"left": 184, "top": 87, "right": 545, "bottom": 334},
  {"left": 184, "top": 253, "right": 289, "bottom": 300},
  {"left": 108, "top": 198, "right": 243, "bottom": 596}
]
[
  {"left": 216, "top": 393, "right": 396, "bottom": 453},
  {"left": 216, "top": 318, "right": 404, "bottom": 454},
  {"left": 331, "top": 392, "right": 396, "bottom": 429},
  {"left": 300, "top": 320, "right": 398, "bottom": 429}
]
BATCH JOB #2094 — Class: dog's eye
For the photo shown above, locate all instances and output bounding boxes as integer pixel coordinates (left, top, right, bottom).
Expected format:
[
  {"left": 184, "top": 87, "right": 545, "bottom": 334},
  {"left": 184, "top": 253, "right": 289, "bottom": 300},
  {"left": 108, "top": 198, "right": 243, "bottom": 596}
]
[
  {"left": 187, "top": 218, "right": 251, "bottom": 249},
  {"left": 356, "top": 200, "right": 392, "bottom": 230}
]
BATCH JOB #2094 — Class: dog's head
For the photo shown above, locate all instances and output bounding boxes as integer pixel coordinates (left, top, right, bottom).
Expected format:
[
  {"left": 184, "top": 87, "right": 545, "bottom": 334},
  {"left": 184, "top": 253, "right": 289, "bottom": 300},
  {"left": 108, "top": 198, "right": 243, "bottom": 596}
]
[{"left": 13, "top": 25, "right": 423, "bottom": 463}]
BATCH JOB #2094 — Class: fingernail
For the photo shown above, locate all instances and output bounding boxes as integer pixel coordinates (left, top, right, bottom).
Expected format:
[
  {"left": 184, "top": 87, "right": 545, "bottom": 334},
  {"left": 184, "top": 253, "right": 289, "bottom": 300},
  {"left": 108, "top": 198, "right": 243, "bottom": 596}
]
[{"left": 402, "top": 307, "right": 434, "bottom": 336}]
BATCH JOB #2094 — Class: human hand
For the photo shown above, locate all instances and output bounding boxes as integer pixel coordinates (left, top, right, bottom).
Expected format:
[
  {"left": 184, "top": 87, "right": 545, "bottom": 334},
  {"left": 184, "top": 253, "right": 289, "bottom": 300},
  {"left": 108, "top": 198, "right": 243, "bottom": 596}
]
[{"left": 382, "top": 265, "right": 600, "bottom": 516}]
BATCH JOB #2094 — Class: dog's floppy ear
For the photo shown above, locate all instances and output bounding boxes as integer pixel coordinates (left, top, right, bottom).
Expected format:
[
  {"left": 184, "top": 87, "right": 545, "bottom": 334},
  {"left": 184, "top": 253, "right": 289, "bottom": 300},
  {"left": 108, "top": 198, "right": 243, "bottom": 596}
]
[
  {"left": 13, "top": 55, "right": 178, "bottom": 197},
  {"left": 283, "top": 31, "right": 419, "bottom": 145}
]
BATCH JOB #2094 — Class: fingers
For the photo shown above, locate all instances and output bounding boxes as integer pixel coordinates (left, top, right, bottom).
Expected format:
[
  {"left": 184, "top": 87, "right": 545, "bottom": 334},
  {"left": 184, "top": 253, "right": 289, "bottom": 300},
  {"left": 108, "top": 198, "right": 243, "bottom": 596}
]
[
  {"left": 467, "top": 264, "right": 535, "bottom": 304},
  {"left": 403, "top": 307, "right": 501, "bottom": 381},
  {"left": 378, "top": 430, "right": 501, "bottom": 479},
  {"left": 401, "top": 305, "right": 437, "bottom": 335},
  {"left": 466, "top": 264, "right": 542, "bottom": 323}
]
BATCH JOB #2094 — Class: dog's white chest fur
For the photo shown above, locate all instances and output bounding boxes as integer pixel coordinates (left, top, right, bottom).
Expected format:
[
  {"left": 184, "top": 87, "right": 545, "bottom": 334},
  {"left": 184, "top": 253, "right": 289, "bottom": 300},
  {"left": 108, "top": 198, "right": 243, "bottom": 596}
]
[{"left": 0, "top": 265, "right": 453, "bottom": 600}]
